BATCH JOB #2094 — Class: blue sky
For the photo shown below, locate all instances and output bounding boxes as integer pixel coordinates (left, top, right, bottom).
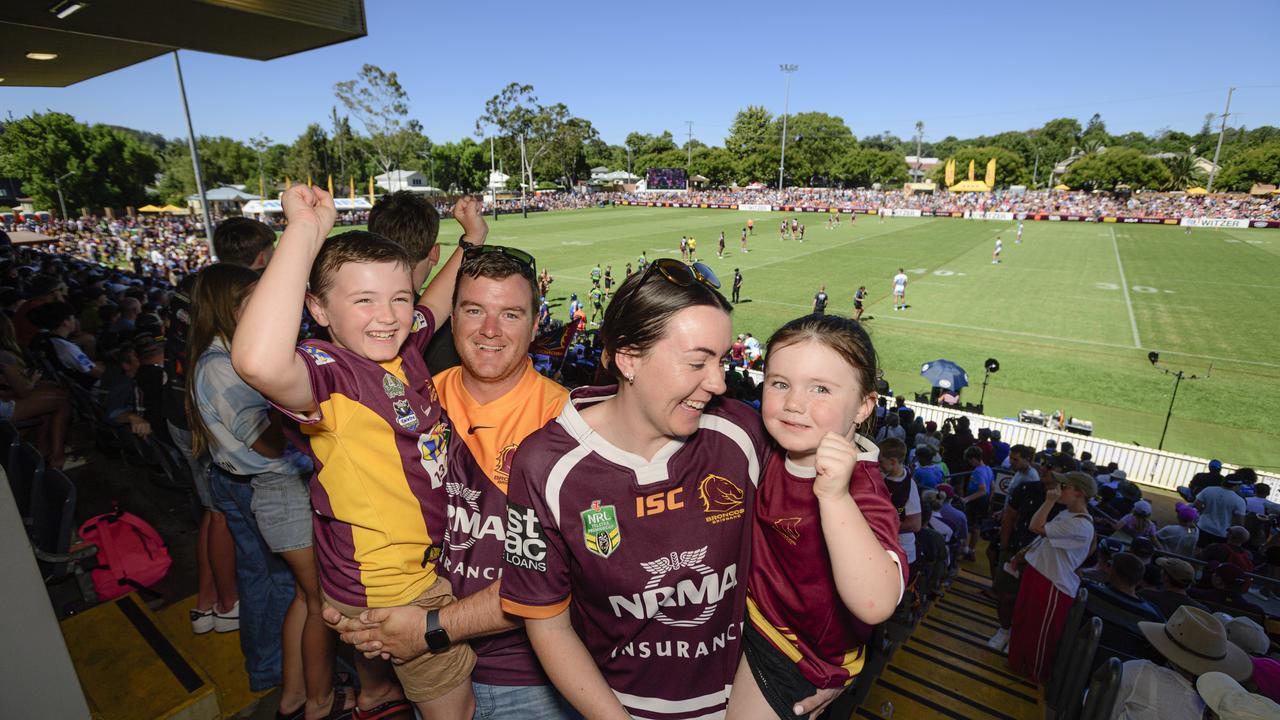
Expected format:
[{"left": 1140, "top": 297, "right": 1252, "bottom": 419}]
[{"left": 4, "top": 0, "right": 1278, "bottom": 150}]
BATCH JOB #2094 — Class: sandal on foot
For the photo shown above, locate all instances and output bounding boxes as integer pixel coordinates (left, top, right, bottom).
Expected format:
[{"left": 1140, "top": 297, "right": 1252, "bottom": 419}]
[
  {"left": 280, "top": 686, "right": 354, "bottom": 720},
  {"left": 352, "top": 699, "right": 412, "bottom": 720}
]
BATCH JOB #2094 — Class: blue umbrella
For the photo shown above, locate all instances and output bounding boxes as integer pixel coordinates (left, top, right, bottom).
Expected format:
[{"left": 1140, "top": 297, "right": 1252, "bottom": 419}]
[{"left": 920, "top": 359, "right": 969, "bottom": 391}]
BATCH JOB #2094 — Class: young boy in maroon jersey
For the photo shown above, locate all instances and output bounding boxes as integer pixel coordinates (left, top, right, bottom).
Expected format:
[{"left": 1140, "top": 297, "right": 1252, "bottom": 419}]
[
  {"left": 233, "top": 184, "right": 487, "bottom": 720},
  {"left": 728, "top": 314, "right": 907, "bottom": 719}
]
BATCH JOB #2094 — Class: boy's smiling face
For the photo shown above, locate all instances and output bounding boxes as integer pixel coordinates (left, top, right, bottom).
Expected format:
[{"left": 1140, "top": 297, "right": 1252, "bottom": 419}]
[{"left": 307, "top": 260, "right": 414, "bottom": 362}]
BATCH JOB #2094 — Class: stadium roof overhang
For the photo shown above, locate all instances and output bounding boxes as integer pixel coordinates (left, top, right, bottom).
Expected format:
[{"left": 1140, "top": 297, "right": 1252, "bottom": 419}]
[{"left": 0, "top": 0, "right": 367, "bottom": 87}]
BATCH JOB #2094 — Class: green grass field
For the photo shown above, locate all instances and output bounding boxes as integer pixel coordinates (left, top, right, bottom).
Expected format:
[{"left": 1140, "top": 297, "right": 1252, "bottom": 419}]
[{"left": 341, "top": 206, "right": 1280, "bottom": 466}]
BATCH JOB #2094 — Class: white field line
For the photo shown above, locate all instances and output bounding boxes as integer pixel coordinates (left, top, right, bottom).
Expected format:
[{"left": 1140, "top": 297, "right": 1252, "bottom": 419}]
[{"left": 1110, "top": 226, "right": 1142, "bottom": 348}]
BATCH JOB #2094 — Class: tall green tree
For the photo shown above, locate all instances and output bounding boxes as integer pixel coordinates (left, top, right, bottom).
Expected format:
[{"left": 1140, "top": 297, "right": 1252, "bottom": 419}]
[
  {"left": 334, "top": 64, "right": 414, "bottom": 175},
  {"left": 1062, "top": 148, "right": 1171, "bottom": 191},
  {"left": 836, "top": 149, "right": 910, "bottom": 187},
  {"left": 724, "top": 106, "right": 778, "bottom": 185},
  {"left": 1214, "top": 144, "right": 1280, "bottom": 191},
  {"left": 782, "top": 112, "right": 857, "bottom": 185},
  {"left": 0, "top": 112, "right": 160, "bottom": 213},
  {"left": 1160, "top": 154, "right": 1206, "bottom": 191}
]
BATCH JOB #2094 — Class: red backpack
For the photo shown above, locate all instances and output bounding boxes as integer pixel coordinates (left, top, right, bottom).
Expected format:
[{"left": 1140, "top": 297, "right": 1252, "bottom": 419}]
[{"left": 77, "top": 509, "right": 172, "bottom": 601}]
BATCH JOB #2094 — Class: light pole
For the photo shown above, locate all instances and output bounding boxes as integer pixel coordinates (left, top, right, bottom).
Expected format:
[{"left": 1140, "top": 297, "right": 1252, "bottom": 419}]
[
  {"left": 1206, "top": 87, "right": 1234, "bottom": 193},
  {"left": 251, "top": 134, "right": 271, "bottom": 202},
  {"left": 778, "top": 64, "right": 798, "bottom": 190},
  {"left": 54, "top": 170, "right": 75, "bottom": 219}
]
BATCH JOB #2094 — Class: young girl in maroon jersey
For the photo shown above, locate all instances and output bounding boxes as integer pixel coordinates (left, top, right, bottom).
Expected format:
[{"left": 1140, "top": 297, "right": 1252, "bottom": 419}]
[{"left": 727, "top": 314, "right": 907, "bottom": 719}]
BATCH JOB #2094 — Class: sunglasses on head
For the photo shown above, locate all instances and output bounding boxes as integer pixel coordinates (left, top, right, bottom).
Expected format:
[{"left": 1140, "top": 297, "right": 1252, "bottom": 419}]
[
  {"left": 461, "top": 243, "right": 537, "bottom": 278},
  {"left": 645, "top": 258, "right": 721, "bottom": 290}
]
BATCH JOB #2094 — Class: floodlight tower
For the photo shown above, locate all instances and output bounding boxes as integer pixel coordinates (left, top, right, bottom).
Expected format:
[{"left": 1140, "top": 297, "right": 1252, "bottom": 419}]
[{"left": 778, "top": 64, "right": 798, "bottom": 190}]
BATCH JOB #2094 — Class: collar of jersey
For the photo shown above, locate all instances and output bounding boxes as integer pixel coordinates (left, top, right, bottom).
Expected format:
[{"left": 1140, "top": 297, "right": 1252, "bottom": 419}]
[
  {"left": 782, "top": 434, "right": 878, "bottom": 479},
  {"left": 556, "top": 386, "right": 684, "bottom": 487}
]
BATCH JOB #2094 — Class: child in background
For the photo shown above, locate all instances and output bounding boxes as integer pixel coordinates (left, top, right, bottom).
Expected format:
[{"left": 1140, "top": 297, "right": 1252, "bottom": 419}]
[
  {"left": 232, "top": 185, "right": 487, "bottom": 719},
  {"left": 728, "top": 314, "right": 906, "bottom": 719},
  {"left": 879, "top": 437, "right": 923, "bottom": 569},
  {"left": 962, "top": 446, "right": 993, "bottom": 560},
  {"left": 913, "top": 445, "right": 944, "bottom": 490}
]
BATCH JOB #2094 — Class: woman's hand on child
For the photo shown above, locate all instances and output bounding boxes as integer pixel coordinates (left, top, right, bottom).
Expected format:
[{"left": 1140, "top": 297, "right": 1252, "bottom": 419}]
[
  {"left": 280, "top": 185, "right": 337, "bottom": 239},
  {"left": 813, "top": 430, "right": 857, "bottom": 501}
]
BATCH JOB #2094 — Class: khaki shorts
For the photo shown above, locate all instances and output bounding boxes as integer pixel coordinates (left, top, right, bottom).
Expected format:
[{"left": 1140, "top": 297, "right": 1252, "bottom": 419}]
[{"left": 326, "top": 576, "right": 476, "bottom": 703}]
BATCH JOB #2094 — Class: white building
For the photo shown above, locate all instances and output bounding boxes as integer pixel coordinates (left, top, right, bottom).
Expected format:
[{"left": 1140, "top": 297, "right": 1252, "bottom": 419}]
[{"left": 374, "top": 170, "right": 440, "bottom": 194}]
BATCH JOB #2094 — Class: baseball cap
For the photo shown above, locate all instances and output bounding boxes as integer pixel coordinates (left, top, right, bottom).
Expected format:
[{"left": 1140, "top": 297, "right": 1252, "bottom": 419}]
[
  {"left": 1226, "top": 617, "right": 1270, "bottom": 656},
  {"left": 1197, "top": 672, "right": 1280, "bottom": 720},
  {"left": 1060, "top": 471, "right": 1097, "bottom": 498},
  {"left": 1132, "top": 500, "right": 1152, "bottom": 516},
  {"left": 1110, "top": 469, "right": 1127, "bottom": 480},
  {"left": 1155, "top": 557, "right": 1195, "bottom": 586},
  {"left": 1209, "top": 459, "right": 1223, "bottom": 470},
  {"left": 1175, "top": 502, "right": 1199, "bottom": 523}
]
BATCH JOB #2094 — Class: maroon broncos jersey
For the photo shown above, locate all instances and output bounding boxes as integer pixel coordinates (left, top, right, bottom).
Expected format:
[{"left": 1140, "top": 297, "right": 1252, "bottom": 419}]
[
  {"left": 747, "top": 438, "right": 907, "bottom": 688},
  {"left": 501, "top": 386, "right": 768, "bottom": 720}
]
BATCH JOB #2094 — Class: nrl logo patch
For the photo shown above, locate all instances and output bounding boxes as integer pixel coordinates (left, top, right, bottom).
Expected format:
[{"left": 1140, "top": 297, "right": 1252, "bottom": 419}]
[
  {"left": 411, "top": 310, "right": 428, "bottom": 333},
  {"left": 581, "top": 499, "right": 621, "bottom": 559},
  {"left": 382, "top": 373, "right": 405, "bottom": 398}
]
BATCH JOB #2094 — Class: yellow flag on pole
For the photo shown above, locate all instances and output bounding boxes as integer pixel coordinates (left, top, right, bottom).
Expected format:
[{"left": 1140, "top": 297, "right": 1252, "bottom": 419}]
[
  {"left": 968, "top": 160, "right": 975, "bottom": 182},
  {"left": 328, "top": 174, "right": 334, "bottom": 196},
  {"left": 985, "top": 159, "right": 997, "bottom": 187},
  {"left": 368, "top": 176, "right": 375, "bottom": 204},
  {"left": 349, "top": 176, "right": 355, "bottom": 200},
  {"left": 285, "top": 176, "right": 292, "bottom": 189},
  {"left": 307, "top": 175, "right": 313, "bottom": 188},
  {"left": 945, "top": 159, "right": 955, "bottom": 187}
]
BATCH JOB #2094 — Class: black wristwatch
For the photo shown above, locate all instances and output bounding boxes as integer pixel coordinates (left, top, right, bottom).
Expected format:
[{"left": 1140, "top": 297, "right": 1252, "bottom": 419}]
[
  {"left": 424, "top": 609, "right": 451, "bottom": 652},
  {"left": 458, "top": 235, "right": 476, "bottom": 251}
]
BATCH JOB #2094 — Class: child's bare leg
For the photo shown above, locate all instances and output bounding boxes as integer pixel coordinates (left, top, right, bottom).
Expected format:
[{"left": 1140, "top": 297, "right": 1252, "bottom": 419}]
[
  {"left": 413, "top": 678, "right": 475, "bottom": 720},
  {"left": 724, "top": 656, "right": 775, "bottom": 720}
]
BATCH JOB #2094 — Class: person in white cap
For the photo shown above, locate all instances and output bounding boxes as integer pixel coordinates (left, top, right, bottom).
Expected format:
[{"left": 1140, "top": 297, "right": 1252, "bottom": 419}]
[
  {"left": 1115, "top": 499, "right": 1159, "bottom": 545},
  {"left": 1196, "top": 672, "right": 1280, "bottom": 720},
  {"left": 1109, "top": 605, "right": 1253, "bottom": 720},
  {"left": 1225, "top": 616, "right": 1280, "bottom": 703}
]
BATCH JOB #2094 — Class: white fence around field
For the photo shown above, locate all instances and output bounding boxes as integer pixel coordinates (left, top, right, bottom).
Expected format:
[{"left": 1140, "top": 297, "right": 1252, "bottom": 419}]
[{"left": 726, "top": 365, "right": 1276, "bottom": 491}]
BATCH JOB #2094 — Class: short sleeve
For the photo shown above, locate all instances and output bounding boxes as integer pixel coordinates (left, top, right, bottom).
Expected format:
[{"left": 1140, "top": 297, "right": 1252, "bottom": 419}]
[
  {"left": 499, "top": 443, "right": 572, "bottom": 619},
  {"left": 1045, "top": 514, "right": 1092, "bottom": 552},
  {"left": 200, "top": 354, "right": 272, "bottom": 448},
  {"left": 404, "top": 305, "right": 436, "bottom": 356},
  {"left": 277, "top": 342, "right": 356, "bottom": 431},
  {"left": 903, "top": 481, "right": 921, "bottom": 516},
  {"left": 849, "top": 461, "right": 909, "bottom": 588}
]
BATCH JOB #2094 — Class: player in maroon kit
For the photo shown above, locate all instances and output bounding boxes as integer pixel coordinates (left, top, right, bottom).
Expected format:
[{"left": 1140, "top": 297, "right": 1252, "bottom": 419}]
[{"left": 727, "top": 314, "right": 907, "bottom": 719}]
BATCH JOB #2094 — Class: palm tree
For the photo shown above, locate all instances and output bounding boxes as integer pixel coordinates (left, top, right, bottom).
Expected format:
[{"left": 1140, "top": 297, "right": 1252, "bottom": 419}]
[{"left": 1162, "top": 152, "right": 1204, "bottom": 191}]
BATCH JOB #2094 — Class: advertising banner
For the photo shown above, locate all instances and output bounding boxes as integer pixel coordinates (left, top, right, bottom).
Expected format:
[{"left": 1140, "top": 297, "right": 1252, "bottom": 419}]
[
  {"left": 1179, "top": 217, "right": 1250, "bottom": 229},
  {"left": 964, "top": 211, "right": 1015, "bottom": 221},
  {"left": 889, "top": 209, "right": 922, "bottom": 218},
  {"left": 737, "top": 203, "right": 772, "bottom": 213}
]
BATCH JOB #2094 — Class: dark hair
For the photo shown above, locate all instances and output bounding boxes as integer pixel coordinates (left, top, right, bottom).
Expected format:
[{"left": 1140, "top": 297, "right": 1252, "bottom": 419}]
[
  {"left": 452, "top": 250, "right": 538, "bottom": 315},
  {"left": 29, "top": 301, "right": 75, "bottom": 331},
  {"left": 185, "top": 263, "right": 260, "bottom": 457},
  {"left": 1110, "top": 553, "right": 1145, "bottom": 586},
  {"left": 964, "top": 446, "right": 983, "bottom": 462},
  {"left": 1011, "top": 444, "right": 1034, "bottom": 461},
  {"left": 368, "top": 191, "right": 441, "bottom": 265},
  {"left": 917, "top": 445, "right": 935, "bottom": 464},
  {"left": 307, "top": 230, "right": 411, "bottom": 299},
  {"left": 1255, "top": 484, "right": 1270, "bottom": 499},
  {"left": 598, "top": 263, "right": 731, "bottom": 381},
  {"left": 28, "top": 273, "right": 64, "bottom": 297},
  {"left": 213, "top": 217, "right": 276, "bottom": 267},
  {"left": 878, "top": 437, "right": 907, "bottom": 462}
]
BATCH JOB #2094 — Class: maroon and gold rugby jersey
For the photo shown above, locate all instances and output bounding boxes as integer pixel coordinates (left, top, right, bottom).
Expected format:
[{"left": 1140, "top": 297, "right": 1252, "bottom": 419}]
[
  {"left": 281, "top": 306, "right": 451, "bottom": 608},
  {"left": 747, "top": 437, "right": 907, "bottom": 689},
  {"left": 436, "top": 360, "right": 567, "bottom": 685},
  {"left": 500, "top": 386, "right": 768, "bottom": 720},
  {"left": 747, "top": 440, "right": 911, "bottom": 686}
]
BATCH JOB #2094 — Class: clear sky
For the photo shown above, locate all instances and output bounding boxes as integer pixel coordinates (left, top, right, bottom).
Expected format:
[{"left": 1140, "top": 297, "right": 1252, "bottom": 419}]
[{"left": 4, "top": 0, "right": 1278, "bottom": 150}]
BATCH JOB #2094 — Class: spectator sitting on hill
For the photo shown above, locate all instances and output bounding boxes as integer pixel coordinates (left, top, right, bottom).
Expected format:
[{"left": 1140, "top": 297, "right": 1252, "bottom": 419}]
[
  {"left": 1140, "top": 557, "right": 1209, "bottom": 619},
  {"left": 1224, "top": 617, "right": 1280, "bottom": 703},
  {"left": 914, "top": 445, "right": 945, "bottom": 490},
  {"left": 1190, "top": 563, "right": 1265, "bottom": 617},
  {"left": 1197, "top": 475, "right": 1248, "bottom": 549},
  {"left": 1109, "top": 606, "right": 1253, "bottom": 720},
  {"left": 1158, "top": 503, "right": 1201, "bottom": 557},
  {"left": 29, "top": 301, "right": 104, "bottom": 385}
]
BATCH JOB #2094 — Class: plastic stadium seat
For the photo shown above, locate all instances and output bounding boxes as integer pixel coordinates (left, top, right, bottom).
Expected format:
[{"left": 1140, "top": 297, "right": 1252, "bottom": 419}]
[
  {"left": 9, "top": 441, "right": 46, "bottom": 526},
  {"left": 28, "top": 466, "right": 99, "bottom": 609},
  {"left": 1053, "top": 617, "right": 1103, "bottom": 720},
  {"left": 1080, "top": 658, "right": 1123, "bottom": 720},
  {"left": 0, "top": 420, "right": 20, "bottom": 479},
  {"left": 1044, "top": 586, "right": 1090, "bottom": 716}
]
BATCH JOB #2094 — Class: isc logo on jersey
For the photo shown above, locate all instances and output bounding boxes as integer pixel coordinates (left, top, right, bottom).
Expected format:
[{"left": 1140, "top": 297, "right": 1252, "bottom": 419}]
[
  {"left": 608, "top": 546, "right": 737, "bottom": 628},
  {"left": 504, "top": 501, "right": 547, "bottom": 572}
]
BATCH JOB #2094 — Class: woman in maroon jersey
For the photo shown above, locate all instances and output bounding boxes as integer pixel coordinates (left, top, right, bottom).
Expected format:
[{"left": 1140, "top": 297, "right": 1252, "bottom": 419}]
[{"left": 500, "top": 260, "right": 837, "bottom": 720}]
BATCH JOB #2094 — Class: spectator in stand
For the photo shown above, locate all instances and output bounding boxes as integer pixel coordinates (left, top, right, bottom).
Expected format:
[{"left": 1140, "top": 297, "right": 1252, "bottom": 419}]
[
  {"left": 1203, "top": 526, "right": 1256, "bottom": 574},
  {"left": 29, "top": 301, "right": 104, "bottom": 385},
  {"left": 1187, "top": 459, "right": 1226, "bottom": 499},
  {"left": 1245, "top": 483, "right": 1279, "bottom": 516},
  {"left": 211, "top": 216, "right": 276, "bottom": 270},
  {"left": 112, "top": 296, "right": 142, "bottom": 334},
  {"left": 96, "top": 341, "right": 151, "bottom": 439},
  {"left": 77, "top": 286, "right": 108, "bottom": 335},
  {"left": 941, "top": 416, "right": 974, "bottom": 472},
  {"left": 934, "top": 484, "right": 969, "bottom": 559},
  {"left": 1197, "top": 475, "right": 1248, "bottom": 548},
  {"left": 879, "top": 437, "right": 922, "bottom": 569},
  {"left": 1005, "top": 445, "right": 1040, "bottom": 494},
  {"left": 1109, "top": 606, "right": 1252, "bottom": 720},
  {"left": 874, "top": 412, "right": 905, "bottom": 444},
  {"left": 1140, "top": 558, "right": 1209, "bottom": 619},
  {"left": 1008, "top": 471, "right": 1097, "bottom": 683},
  {"left": 991, "top": 430, "right": 1010, "bottom": 467},
  {"left": 1116, "top": 500, "right": 1159, "bottom": 545},
  {"left": 1097, "top": 466, "right": 1125, "bottom": 491},
  {"left": 1158, "top": 503, "right": 1201, "bottom": 557},
  {"left": 961, "top": 446, "right": 993, "bottom": 559},
  {"left": 133, "top": 335, "right": 169, "bottom": 444},
  {"left": 893, "top": 395, "right": 913, "bottom": 426},
  {"left": 1079, "top": 451, "right": 1096, "bottom": 475},
  {"left": 0, "top": 312, "right": 76, "bottom": 468},
  {"left": 14, "top": 273, "right": 69, "bottom": 346},
  {"left": 975, "top": 428, "right": 995, "bottom": 465},
  {"left": 1224, "top": 617, "right": 1280, "bottom": 703},
  {"left": 1197, "top": 671, "right": 1280, "bottom": 719},
  {"left": 1190, "top": 564, "right": 1264, "bottom": 617},
  {"left": 913, "top": 445, "right": 945, "bottom": 490},
  {"left": 917, "top": 420, "right": 942, "bottom": 454},
  {"left": 1084, "top": 552, "right": 1165, "bottom": 651},
  {"left": 988, "top": 463, "right": 1056, "bottom": 652}
]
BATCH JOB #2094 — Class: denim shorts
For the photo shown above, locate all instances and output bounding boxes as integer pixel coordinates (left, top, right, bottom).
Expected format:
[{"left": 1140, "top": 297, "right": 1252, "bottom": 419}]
[
  {"left": 0, "top": 399, "right": 14, "bottom": 421},
  {"left": 248, "top": 471, "right": 312, "bottom": 553}
]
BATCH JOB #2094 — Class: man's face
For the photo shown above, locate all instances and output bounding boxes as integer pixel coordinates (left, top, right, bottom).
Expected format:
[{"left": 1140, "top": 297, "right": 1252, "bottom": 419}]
[{"left": 451, "top": 274, "right": 537, "bottom": 387}]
